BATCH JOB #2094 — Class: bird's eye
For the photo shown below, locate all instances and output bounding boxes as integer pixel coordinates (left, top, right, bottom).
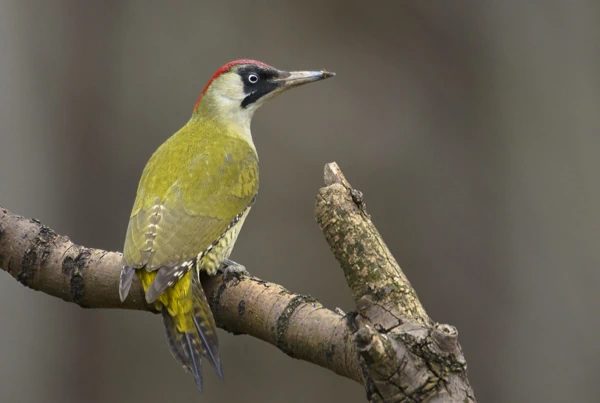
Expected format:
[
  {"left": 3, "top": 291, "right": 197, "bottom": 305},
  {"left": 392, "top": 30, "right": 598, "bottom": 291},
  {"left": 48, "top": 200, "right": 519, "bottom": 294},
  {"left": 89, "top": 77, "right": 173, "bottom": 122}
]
[{"left": 248, "top": 73, "right": 259, "bottom": 84}]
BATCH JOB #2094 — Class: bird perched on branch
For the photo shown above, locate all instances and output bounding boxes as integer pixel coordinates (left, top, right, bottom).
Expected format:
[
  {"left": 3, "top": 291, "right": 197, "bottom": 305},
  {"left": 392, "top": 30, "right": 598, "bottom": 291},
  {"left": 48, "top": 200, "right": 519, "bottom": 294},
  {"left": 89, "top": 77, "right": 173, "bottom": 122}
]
[{"left": 118, "top": 59, "right": 334, "bottom": 392}]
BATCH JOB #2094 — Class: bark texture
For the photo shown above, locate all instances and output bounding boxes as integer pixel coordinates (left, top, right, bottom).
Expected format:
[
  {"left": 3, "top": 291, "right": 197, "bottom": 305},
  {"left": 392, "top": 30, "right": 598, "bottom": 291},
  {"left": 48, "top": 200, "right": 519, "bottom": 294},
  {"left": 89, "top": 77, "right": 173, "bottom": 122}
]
[{"left": 0, "top": 163, "right": 475, "bottom": 402}]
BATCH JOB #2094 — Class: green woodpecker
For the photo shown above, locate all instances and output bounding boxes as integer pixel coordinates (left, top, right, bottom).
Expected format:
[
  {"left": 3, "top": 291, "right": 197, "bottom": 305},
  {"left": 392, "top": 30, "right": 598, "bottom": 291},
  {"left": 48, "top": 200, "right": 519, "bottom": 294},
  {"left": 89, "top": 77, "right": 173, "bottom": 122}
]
[{"left": 118, "top": 59, "right": 334, "bottom": 392}]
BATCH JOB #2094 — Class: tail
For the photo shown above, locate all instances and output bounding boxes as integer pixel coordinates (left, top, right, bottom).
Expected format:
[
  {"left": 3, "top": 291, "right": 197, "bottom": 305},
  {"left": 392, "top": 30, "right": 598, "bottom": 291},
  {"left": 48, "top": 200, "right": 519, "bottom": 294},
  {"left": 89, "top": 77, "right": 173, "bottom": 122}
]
[
  {"left": 162, "top": 273, "right": 223, "bottom": 392},
  {"left": 162, "top": 311, "right": 205, "bottom": 391}
]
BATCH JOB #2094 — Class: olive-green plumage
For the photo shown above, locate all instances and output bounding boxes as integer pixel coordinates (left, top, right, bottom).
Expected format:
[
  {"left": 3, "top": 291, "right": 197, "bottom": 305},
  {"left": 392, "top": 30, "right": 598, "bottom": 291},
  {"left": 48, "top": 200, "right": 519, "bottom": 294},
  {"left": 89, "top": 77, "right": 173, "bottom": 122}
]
[
  {"left": 117, "top": 59, "right": 334, "bottom": 393},
  {"left": 120, "top": 115, "right": 258, "bottom": 390},
  {"left": 123, "top": 118, "right": 258, "bottom": 274}
]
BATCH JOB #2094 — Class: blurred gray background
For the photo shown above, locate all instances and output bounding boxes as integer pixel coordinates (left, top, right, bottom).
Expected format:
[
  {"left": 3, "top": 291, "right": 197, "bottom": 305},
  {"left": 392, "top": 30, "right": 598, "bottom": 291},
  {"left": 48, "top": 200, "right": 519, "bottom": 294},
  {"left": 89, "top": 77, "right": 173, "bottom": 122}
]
[{"left": 1, "top": 1, "right": 599, "bottom": 402}]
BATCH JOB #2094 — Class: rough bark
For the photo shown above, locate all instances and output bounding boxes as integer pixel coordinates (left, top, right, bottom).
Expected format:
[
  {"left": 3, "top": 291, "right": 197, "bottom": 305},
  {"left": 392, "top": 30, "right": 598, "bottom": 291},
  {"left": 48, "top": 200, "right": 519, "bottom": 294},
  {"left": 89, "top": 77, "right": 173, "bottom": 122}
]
[
  {"left": 0, "top": 163, "right": 475, "bottom": 402},
  {"left": 316, "top": 164, "right": 475, "bottom": 402}
]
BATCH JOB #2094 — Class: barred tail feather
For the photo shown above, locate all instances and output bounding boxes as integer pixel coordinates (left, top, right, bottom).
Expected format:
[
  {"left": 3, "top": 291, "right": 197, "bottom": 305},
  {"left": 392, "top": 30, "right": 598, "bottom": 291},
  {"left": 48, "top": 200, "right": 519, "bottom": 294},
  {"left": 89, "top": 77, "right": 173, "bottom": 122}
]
[
  {"left": 162, "top": 311, "right": 205, "bottom": 392},
  {"left": 162, "top": 311, "right": 189, "bottom": 368},
  {"left": 184, "top": 333, "right": 204, "bottom": 391},
  {"left": 192, "top": 273, "right": 223, "bottom": 378},
  {"left": 161, "top": 273, "right": 222, "bottom": 392}
]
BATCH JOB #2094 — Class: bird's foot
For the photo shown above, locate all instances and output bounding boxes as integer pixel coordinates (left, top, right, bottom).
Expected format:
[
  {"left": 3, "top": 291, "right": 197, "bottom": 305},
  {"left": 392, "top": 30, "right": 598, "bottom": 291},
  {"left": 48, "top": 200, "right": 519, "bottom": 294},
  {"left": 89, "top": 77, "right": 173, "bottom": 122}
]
[{"left": 219, "top": 259, "right": 249, "bottom": 280}]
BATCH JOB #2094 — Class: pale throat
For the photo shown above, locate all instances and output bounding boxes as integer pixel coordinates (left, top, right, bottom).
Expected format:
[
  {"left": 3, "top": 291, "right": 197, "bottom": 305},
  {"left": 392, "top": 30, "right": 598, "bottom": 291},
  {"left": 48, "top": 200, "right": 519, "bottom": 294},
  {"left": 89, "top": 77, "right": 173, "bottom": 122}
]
[{"left": 193, "top": 75, "right": 260, "bottom": 146}]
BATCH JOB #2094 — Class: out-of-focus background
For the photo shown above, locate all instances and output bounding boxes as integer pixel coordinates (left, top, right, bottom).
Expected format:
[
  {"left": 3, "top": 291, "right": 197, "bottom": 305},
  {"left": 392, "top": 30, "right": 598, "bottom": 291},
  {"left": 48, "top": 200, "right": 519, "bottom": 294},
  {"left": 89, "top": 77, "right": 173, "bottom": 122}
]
[{"left": 1, "top": 1, "right": 598, "bottom": 402}]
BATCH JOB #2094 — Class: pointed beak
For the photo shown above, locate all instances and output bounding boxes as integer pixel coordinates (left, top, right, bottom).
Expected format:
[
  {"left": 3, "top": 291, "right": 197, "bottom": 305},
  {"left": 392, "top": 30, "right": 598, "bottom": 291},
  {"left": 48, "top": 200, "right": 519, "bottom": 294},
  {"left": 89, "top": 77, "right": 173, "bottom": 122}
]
[
  {"left": 242, "top": 67, "right": 335, "bottom": 109},
  {"left": 273, "top": 69, "right": 335, "bottom": 89}
]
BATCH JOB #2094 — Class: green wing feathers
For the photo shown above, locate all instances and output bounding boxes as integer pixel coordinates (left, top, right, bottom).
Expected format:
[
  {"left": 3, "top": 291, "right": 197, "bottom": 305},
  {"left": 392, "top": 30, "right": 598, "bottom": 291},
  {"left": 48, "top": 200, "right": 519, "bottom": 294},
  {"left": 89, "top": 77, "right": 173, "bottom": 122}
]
[{"left": 122, "top": 122, "right": 258, "bottom": 273}]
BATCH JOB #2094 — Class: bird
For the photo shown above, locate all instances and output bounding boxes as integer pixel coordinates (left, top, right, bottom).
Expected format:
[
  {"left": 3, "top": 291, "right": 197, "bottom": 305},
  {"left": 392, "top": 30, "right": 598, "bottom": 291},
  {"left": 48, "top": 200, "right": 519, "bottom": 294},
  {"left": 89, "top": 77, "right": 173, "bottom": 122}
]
[{"left": 118, "top": 59, "right": 334, "bottom": 392}]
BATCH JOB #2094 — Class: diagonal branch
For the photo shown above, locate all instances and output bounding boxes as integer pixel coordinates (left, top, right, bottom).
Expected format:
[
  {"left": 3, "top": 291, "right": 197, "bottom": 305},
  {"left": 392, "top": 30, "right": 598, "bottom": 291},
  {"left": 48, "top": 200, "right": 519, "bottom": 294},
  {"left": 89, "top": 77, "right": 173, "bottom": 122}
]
[
  {"left": 0, "top": 163, "right": 476, "bottom": 402},
  {"left": 316, "top": 163, "right": 475, "bottom": 402},
  {"left": 317, "top": 163, "right": 431, "bottom": 327}
]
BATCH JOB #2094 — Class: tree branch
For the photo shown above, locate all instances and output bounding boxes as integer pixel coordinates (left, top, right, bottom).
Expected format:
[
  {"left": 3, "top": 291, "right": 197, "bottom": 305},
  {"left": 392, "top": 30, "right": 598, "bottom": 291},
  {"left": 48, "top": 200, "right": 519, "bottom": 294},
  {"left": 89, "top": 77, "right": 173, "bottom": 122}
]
[
  {"left": 0, "top": 163, "right": 476, "bottom": 402},
  {"left": 0, "top": 206, "right": 363, "bottom": 383}
]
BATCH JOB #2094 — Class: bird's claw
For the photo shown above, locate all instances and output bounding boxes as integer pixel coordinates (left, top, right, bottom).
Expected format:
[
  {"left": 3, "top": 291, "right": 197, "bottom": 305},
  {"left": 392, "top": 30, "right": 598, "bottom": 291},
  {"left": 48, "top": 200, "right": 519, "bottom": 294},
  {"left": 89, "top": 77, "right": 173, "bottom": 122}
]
[{"left": 219, "top": 259, "right": 249, "bottom": 280}]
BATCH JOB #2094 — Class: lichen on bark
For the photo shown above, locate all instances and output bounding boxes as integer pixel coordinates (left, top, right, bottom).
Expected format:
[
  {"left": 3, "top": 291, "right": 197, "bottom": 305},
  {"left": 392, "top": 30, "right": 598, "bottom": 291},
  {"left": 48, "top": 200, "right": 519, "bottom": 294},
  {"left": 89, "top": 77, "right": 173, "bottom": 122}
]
[{"left": 315, "top": 163, "right": 474, "bottom": 402}]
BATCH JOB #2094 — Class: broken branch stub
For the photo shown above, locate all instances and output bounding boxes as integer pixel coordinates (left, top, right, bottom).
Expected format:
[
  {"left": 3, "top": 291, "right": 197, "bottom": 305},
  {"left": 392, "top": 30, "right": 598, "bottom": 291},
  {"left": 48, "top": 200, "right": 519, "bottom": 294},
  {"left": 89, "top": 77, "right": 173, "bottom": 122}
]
[
  {"left": 316, "top": 162, "right": 431, "bottom": 327},
  {"left": 315, "top": 162, "right": 475, "bottom": 403}
]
